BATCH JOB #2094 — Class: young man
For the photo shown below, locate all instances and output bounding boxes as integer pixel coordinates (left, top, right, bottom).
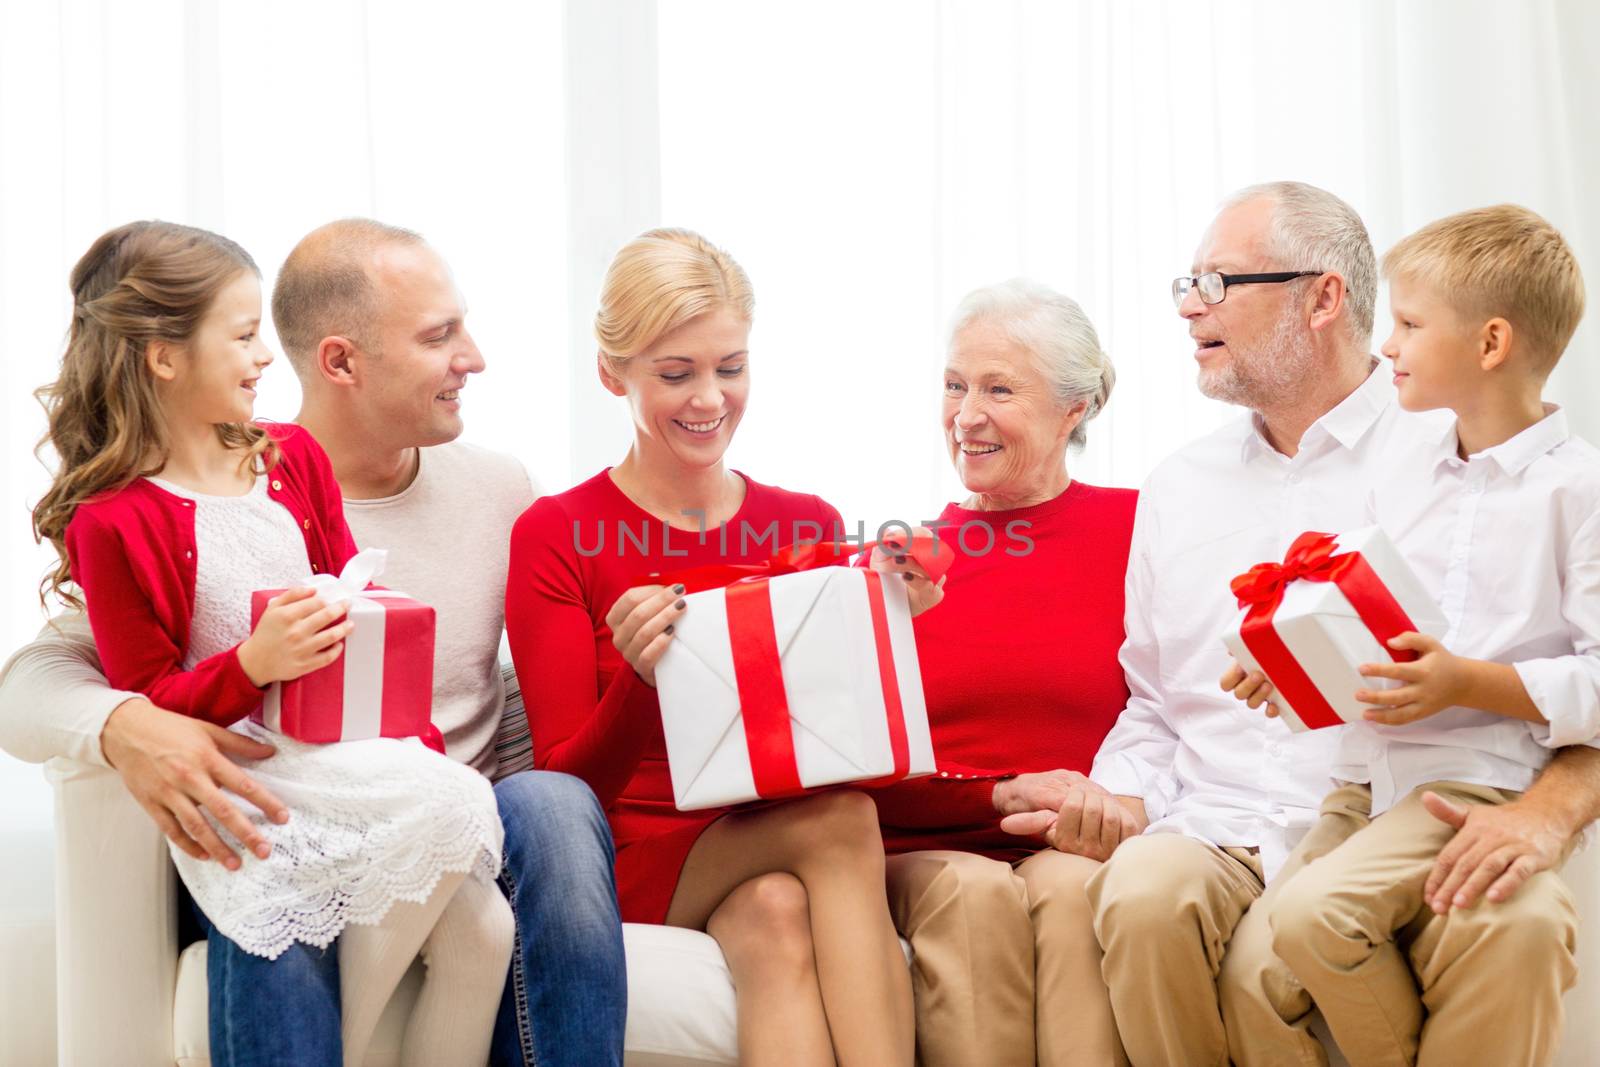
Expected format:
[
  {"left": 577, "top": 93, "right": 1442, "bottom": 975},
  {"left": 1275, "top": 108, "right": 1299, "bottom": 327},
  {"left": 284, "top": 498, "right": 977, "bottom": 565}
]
[{"left": 0, "top": 219, "right": 626, "bottom": 1067}]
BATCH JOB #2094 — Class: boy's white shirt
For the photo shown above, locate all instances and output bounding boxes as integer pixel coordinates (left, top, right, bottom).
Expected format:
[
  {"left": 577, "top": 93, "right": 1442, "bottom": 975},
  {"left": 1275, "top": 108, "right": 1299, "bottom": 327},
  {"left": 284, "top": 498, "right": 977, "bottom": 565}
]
[
  {"left": 1335, "top": 404, "right": 1600, "bottom": 815},
  {"left": 1092, "top": 364, "right": 1452, "bottom": 877}
]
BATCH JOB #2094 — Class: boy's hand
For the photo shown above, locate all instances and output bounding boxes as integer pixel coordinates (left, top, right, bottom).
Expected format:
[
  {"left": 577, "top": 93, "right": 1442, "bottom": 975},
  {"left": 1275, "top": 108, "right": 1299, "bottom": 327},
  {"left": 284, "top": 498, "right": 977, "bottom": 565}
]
[
  {"left": 1356, "top": 632, "right": 1466, "bottom": 726},
  {"left": 237, "top": 587, "right": 353, "bottom": 686},
  {"left": 1220, "top": 660, "right": 1284, "bottom": 718}
]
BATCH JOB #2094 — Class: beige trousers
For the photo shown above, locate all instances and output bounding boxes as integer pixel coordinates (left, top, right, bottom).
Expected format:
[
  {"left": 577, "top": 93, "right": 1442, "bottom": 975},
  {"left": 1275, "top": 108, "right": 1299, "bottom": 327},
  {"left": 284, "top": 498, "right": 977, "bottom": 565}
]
[
  {"left": 885, "top": 849, "right": 1125, "bottom": 1067},
  {"left": 1226, "top": 781, "right": 1579, "bottom": 1067},
  {"left": 1085, "top": 794, "right": 1369, "bottom": 1067}
]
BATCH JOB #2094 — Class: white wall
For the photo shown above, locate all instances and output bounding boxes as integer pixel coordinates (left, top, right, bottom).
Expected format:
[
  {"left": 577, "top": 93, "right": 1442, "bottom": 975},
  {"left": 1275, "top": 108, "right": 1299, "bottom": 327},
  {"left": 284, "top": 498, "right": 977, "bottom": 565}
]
[{"left": 3, "top": 0, "right": 1599, "bottom": 831}]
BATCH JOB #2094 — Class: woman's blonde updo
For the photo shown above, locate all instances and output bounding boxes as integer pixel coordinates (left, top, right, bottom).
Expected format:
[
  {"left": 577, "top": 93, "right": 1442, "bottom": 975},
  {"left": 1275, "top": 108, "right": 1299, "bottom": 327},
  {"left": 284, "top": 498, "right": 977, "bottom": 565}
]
[{"left": 594, "top": 228, "right": 754, "bottom": 366}]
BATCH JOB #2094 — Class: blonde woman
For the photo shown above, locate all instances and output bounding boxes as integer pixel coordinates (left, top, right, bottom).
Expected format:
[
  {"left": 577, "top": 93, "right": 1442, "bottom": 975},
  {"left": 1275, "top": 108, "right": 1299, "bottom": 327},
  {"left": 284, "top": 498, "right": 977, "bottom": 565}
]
[{"left": 506, "top": 229, "right": 919, "bottom": 1066}]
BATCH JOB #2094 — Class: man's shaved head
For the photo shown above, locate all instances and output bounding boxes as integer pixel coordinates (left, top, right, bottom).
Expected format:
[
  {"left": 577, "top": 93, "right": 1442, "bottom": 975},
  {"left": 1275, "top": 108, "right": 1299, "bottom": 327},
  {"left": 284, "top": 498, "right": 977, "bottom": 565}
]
[{"left": 271, "top": 218, "right": 424, "bottom": 370}]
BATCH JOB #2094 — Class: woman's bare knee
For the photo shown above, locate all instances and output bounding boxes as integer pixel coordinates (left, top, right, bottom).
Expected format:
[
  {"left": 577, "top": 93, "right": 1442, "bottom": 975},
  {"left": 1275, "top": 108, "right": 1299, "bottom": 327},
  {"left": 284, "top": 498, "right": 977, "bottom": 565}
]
[
  {"left": 781, "top": 790, "right": 882, "bottom": 863},
  {"left": 709, "top": 873, "right": 816, "bottom": 974}
]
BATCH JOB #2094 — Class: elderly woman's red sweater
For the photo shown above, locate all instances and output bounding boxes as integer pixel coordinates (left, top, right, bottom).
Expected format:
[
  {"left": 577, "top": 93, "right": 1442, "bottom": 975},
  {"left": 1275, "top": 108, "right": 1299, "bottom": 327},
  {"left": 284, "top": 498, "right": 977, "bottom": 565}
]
[{"left": 874, "top": 480, "right": 1137, "bottom": 858}]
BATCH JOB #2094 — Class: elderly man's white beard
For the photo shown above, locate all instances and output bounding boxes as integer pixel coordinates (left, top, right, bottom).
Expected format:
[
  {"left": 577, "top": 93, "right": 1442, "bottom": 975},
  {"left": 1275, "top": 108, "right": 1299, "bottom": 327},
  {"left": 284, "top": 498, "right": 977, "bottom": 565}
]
[{"left": 1196, "top": 299, "right": 1320, "bottom": 410}]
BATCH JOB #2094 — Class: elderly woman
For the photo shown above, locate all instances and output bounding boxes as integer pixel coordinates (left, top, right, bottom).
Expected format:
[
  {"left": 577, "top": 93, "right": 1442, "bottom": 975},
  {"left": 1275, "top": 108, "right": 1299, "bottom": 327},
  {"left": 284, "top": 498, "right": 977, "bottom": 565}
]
[{"left": 871, "top": 280, "right": 1138, "bottom": 1067}]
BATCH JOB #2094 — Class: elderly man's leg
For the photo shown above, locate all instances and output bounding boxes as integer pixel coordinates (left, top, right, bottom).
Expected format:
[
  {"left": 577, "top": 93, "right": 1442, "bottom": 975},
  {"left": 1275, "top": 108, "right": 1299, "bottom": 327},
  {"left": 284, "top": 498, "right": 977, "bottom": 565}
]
[
  {"left": 1221, "top": 783, "right": 1374, "bottom": 1067},
  {"left": 1405, "top": 866, "right": 1577, "bottom": 1067},
  {"left": 1086, "top": 833, "right": 1263, "bottom": 1067},
  {"left": 490, "top": 770, "right": 626, "bottom": 1067},
  {"left": 1014, "top": 849, "right": 1125, "bottom": 1067},
  {"left": 886, "top": 850, "right": 1035, "bottom": 1067}
]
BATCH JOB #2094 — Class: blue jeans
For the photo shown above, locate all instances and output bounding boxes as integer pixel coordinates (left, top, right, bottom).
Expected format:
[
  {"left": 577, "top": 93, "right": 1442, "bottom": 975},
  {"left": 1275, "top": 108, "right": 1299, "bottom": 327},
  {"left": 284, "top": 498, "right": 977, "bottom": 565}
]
[
  {"left": 200, "top": 769, "right": 626, "bottom": 1067},
  {"left": 489, "top": 769, "right": 627, "bottom": 1066}
]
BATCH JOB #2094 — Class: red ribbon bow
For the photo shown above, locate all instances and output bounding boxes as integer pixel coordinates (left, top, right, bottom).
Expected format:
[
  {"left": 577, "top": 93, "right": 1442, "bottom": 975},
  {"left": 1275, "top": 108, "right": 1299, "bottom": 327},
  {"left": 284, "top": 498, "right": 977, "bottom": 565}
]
[
  {"left": 636, "top": 533, "right": 952, "bottom": 595},
  {"left": 1231, "top": 531, "right": 1419, "bottom": 730},
  {"left": 638, "top": 536, "right": 948, "bottom": 800}
]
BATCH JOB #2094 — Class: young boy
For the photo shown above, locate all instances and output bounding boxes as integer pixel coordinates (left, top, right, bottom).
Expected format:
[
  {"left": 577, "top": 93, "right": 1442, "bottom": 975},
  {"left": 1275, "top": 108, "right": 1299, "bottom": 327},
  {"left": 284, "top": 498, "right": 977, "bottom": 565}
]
[{"left": 1222, "top": 204, "right": 1600, "bottom": 1066}]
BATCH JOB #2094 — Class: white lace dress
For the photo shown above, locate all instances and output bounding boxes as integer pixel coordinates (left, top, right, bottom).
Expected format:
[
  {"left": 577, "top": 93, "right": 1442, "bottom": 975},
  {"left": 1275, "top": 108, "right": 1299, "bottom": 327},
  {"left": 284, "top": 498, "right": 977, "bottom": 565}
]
[{"left": 153, "top": 475, "right": 504, "bottom": 960}]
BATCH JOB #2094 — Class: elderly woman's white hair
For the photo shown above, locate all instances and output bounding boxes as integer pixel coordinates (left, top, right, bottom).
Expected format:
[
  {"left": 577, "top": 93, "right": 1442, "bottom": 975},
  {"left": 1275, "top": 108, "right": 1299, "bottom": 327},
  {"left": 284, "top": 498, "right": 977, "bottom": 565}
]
[{"left": 947, "top": 279, "right": 1115, "bottom": 449}]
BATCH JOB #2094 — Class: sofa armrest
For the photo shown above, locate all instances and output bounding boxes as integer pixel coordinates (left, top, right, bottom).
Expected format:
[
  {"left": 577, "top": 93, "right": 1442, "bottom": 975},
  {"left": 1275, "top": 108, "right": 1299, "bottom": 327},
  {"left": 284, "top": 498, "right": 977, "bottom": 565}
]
[{"left": 48, "top": 757, "right": 177, "bottom": 1066}]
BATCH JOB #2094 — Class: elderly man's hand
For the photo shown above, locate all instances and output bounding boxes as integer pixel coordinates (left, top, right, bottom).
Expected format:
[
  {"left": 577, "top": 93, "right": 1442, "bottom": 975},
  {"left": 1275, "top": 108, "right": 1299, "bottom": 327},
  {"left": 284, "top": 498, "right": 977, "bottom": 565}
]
[
  {"left": 101, "top": 697, "right": 288, "bottom": 870},
  {"left": 1422, "top": 790, "right": 1567, "bottom": 911},
  {"left": 997, "top": 777, "right": 1145, "bottom": 861}
]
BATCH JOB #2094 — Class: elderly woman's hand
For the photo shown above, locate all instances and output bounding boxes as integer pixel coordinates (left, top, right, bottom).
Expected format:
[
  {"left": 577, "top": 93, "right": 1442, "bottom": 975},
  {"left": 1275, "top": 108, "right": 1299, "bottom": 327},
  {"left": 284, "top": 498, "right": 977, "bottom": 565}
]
[
  {"left": 606, "top": 583, "right": 687, "bottom": 687},
  {"left": 869, "top": 528, "right": 947, "bottom": 617},
  {"left": 999, "top": 784, "right": 1145, "bottom": 861}
]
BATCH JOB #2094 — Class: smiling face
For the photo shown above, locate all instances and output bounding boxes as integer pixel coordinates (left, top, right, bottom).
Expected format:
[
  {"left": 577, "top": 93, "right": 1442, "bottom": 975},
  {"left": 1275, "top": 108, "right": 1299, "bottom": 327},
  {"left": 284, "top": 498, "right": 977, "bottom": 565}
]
[
  {"left": 943, "top": 319, "right": 1078, "bottom": 505},
  {"left": 163, "top": 270, "right": 273, "bottom": 424},
  {"left": 604, "top": 307, "right": 750, "bottom": 470},
  {"left": 359, "top": 242, "right": 483, "bottom": 446},
  {"left": 1380, "top": 276, "right": 1482, "bottom": 412},
  {"left": 1181, "top": 197, "right": 1318, "bottom": 408}
]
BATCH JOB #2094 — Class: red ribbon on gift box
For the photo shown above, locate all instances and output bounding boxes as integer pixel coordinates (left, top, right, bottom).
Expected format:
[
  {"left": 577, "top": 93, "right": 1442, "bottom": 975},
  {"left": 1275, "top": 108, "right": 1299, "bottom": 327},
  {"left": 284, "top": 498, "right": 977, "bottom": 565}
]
[
  {"left": 639, "top": 537, "right": 946, "bottom": 799},
  {"left": 637, "top": 533, "right": 952, "bottom": 595},
  {"left": 1230, "top": 531, "right": 1421, "bottom": 730}
]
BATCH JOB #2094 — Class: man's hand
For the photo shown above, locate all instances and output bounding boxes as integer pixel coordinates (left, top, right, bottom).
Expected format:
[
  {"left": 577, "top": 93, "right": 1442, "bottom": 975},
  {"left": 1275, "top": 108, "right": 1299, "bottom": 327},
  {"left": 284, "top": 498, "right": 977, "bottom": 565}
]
[
  {"left": 1422, "top": 790, "right": 1566, "bottom": 912},
  {"left": 998, "top": 777, "right": 1145, "bottom": 861},
  {"left": 1356, "top": 632, "right": 1468, "bottom": 726},
  {"left": 101, "top": 698, "right": 289, "bottom": 870}
]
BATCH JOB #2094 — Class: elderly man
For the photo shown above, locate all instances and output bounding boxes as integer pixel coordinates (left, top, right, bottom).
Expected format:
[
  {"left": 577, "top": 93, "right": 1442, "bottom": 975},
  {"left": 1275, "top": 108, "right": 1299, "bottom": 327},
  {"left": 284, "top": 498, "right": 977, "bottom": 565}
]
[
  {"left": 0, "top": 219, "right": 626, "bottom": 1067},
  {"left": 1009, "top": 182, "right": 1598, "bottom": 1067}
]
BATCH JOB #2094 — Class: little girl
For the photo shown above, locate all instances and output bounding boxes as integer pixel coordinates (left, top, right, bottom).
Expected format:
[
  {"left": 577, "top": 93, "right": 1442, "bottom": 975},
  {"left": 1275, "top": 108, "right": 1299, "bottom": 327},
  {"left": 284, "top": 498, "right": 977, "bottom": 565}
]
[{"left": 33, "top": 221, "right": 512, "bottom": 1066}]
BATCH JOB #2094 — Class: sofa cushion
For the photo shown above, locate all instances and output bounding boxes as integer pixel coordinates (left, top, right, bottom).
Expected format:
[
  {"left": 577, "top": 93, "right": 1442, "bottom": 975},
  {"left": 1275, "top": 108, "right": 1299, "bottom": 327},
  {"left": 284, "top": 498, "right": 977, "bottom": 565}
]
[{"left": 173, "top": 922, "right": 910, "bottom": 1066}]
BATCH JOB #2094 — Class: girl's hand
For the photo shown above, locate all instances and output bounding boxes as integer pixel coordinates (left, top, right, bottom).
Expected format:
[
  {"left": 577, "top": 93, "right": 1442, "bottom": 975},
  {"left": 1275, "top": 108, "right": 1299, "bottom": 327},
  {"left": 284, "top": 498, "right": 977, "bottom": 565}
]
[
  {"left": 1220, "top": 659, "right": 1282, "bottom": 718},
  {"left": 606, "top": 583, "right": 687, "bottom": 687},
  {"left": 1356, "top": 632, "right": 1465, "bottom": 726},
  {"left": 237, "top": 587, "right": 353, "bottom": 686},
  {"left": 870, "top": 528, "right": 947, "bottom": 617}
]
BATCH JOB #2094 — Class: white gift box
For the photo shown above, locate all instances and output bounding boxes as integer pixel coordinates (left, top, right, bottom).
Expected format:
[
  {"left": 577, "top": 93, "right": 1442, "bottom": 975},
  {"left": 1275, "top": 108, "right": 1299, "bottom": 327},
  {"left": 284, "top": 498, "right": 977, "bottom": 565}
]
[
  {"left": 654, "top": 566, "right": 936, "bottom": 810},
  {"left": 1222, "top": 526, "right": 1447, "bottom": 732}
]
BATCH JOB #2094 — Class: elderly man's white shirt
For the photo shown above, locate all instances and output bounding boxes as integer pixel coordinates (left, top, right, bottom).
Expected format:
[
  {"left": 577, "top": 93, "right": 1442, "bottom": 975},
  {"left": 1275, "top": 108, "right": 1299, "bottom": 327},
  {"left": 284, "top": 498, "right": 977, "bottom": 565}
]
[
  {"left": 1091, "top": 365, "right": 1449, "bottom": 876},
  {"left": 1334, "top": 406, "right": 1600, "bottom": 815}
]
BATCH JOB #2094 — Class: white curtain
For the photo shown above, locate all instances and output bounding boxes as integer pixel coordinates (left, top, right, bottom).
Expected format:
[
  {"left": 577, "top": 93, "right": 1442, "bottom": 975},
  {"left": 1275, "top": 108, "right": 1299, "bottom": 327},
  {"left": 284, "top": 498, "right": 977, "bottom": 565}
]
[
  {"left": 655, "top": 0, "right": 1600, "bottom": 530},
  {"left": 0, "top": 0, "right": 570, "bottom": 659},
  {"left": 2, "top": 0, "right": 1598, "bottom": 778}
]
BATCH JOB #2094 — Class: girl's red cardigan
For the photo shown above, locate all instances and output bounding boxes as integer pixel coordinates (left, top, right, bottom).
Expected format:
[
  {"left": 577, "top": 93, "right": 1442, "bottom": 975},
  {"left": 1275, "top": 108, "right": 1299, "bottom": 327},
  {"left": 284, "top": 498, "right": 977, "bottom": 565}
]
[{"left": 63, "top": 423, "right": 359, "bottom": 724}]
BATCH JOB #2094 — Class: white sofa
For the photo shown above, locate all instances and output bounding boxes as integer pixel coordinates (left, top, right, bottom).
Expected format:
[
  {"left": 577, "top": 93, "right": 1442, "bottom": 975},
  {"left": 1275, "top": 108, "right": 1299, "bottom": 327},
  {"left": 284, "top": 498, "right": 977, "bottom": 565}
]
[
  {"left": 30, "top": 714, "right": 1600, "bottom": 1066},
  {"left": 48, "top": 755, "right": 758, "bottom": 1067}
]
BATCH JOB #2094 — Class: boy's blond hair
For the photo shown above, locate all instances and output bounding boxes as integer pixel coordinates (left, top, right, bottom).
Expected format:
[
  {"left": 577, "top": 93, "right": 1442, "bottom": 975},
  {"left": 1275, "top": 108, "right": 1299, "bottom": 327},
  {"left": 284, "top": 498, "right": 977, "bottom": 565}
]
[{"left": 1382, "top": 204, "right": 1585, "bottom": 372}]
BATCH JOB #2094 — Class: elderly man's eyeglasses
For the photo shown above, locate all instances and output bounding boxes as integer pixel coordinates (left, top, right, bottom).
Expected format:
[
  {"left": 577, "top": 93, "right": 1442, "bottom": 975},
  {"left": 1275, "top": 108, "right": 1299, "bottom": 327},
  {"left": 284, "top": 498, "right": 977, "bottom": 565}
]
[{"left": 1170, "top": 271, "right": 1323, "bottom": 308}]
